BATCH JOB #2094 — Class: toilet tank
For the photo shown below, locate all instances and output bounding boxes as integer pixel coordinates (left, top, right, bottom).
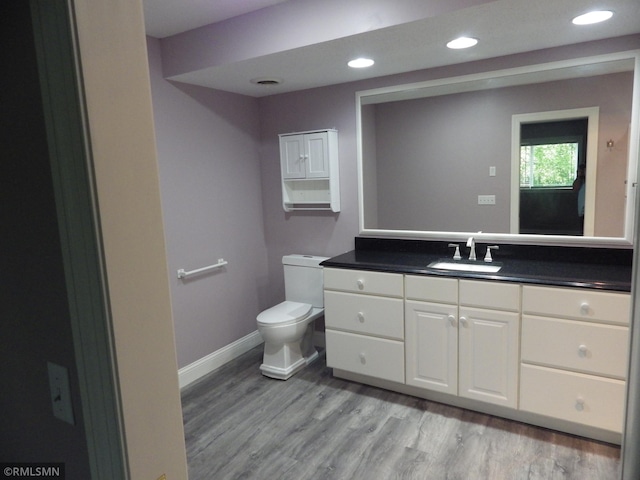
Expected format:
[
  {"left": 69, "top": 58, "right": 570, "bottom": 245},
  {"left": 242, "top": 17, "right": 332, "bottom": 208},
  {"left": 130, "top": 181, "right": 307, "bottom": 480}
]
[{"left": 283, "top": 255, "right": 329, "bottom": 308}]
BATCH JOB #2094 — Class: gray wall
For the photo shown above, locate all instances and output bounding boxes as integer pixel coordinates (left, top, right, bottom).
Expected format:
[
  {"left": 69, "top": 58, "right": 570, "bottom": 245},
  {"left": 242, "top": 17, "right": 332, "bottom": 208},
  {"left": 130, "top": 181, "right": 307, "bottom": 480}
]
[{"left": 0, "top": 2, "right": 91, "bottom": 476}]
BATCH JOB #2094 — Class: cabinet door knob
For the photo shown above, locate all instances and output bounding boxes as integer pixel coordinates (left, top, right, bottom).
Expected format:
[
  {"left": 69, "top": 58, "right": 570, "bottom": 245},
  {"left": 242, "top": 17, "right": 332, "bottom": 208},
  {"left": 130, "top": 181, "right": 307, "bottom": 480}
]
[
  {"left": 459, "top": 316, "right": 468, "bottom": 327},
  {"left": 357, "top": 312, "right": 365, "bottom": 323},
  {"left": 359, "top": 352, "right": 366, "bottom": 364},
  {"left": 356, "top": 279, "right": 365, "bottom": 290},
  {"left": 448, "top": 314, "right": 457, "bottom": 326},
  {"left": 580, "top": 302, "right": 590, "bottom": 315},
  {"left": 575, "top": 396, "right": 585, "bottom": 411},
  {"left": 578, "top": 344, "right": 588, "bottom": 357}
]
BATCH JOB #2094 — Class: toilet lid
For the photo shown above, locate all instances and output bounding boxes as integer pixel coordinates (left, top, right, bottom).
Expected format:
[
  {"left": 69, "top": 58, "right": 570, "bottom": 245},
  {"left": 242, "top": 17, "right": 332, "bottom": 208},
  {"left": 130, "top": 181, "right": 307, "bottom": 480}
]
[{"left": 257, "top": 301, "right": 312, "bottom": 325}]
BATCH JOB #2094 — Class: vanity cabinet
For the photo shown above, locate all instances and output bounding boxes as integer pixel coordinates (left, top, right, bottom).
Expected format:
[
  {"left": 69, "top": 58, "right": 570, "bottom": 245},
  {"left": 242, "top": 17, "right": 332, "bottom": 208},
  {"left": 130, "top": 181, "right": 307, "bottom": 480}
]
[
  {"left": 324, "top": 268, "right": 404, "bottom": 383},
  {"left": 519, "top": 285, "right": 630, "bottom": 433},
  {"left": 279, "top": 129, "right": 340, "bottom": 212},
  {"left": 405, "top": 277, "right": 520, "bottom": 408},
  {"left": 323, "top": 265, "right": 630, "bottom": 442}
]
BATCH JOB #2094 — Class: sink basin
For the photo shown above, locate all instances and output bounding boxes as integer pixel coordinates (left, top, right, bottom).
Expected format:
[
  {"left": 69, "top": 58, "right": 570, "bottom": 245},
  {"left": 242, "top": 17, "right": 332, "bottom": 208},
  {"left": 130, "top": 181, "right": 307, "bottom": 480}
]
[{"left": 428, "top": 260, "right": 502, "bottom": 273}]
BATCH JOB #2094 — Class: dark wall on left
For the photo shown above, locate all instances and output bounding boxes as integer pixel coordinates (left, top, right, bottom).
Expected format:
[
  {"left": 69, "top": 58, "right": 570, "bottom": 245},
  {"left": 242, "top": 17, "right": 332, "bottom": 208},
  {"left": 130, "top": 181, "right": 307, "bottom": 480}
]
[{"left": 0, "top": 2, "right": 91, "bottom": 477}]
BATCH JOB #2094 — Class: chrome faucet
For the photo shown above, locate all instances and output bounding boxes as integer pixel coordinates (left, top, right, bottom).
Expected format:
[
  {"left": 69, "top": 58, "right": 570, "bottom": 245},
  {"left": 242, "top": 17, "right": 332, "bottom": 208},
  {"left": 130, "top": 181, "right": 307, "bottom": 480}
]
[{"left": 466, "top": 236, "right": 476, "bottom": 261}]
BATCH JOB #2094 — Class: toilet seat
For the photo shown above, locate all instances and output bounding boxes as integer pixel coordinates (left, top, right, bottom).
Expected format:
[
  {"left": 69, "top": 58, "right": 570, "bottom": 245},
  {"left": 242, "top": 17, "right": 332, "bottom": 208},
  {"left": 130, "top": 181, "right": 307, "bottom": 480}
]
[{"left": 257, "top": 301, "right": 312, "bottom": 326}]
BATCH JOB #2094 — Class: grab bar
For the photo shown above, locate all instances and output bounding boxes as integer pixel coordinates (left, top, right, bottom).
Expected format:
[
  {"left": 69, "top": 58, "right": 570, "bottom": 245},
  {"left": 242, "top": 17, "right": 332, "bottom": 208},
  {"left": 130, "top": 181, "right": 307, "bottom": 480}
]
[{"left": 177, "top": 258, "right": 228, "bottom": 279}]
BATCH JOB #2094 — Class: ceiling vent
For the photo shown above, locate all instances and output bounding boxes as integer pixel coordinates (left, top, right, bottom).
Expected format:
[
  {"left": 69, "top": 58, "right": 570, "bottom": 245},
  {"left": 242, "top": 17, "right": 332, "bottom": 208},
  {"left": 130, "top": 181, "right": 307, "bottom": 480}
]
[{"left": 251, "top": 77, "right": 283, "bottom": 86}]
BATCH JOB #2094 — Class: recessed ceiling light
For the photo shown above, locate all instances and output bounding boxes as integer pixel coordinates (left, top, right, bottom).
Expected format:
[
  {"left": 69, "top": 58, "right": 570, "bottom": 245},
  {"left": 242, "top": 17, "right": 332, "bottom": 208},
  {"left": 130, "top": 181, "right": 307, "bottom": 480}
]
[
  {"left": 446, "top": 37, "right": 478, "bottom": 49},
  {"left": 572, "top": 10, "right": 613, "bottom": 25},
  {"left": 348, "top": 58, "right": 375, "bottom": 68}
]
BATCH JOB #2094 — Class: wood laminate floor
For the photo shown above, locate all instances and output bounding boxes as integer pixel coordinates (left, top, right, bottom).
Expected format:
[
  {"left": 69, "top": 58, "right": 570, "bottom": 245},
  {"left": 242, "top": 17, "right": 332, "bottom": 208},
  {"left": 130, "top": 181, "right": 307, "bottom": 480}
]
[{"left": 181, "top": 346, "right": 621, "bottom": 480}]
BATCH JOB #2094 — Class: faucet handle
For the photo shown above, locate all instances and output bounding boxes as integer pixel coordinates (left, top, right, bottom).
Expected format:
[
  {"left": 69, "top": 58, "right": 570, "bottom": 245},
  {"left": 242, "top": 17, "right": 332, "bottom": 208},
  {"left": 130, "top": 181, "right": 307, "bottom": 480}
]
[
  {"left": 484, "top": 245, "right": 499, "bottom": 262},
  {"left": 448, "top": 243, "right": 462, "bottom": 260}
]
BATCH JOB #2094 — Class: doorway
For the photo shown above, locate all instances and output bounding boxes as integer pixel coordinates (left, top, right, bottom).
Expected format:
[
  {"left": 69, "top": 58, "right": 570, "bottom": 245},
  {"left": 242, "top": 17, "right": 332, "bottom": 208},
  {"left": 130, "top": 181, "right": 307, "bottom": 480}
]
[{"left": 510, "top": 107, "right": 599, "bottom": 235}]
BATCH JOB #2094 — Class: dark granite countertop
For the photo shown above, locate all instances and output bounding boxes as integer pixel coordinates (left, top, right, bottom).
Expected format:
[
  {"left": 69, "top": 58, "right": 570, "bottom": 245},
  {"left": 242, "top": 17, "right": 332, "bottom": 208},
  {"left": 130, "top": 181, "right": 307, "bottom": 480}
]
[{"left": 321, "top": 238, "right": 633, "bottom": 292}]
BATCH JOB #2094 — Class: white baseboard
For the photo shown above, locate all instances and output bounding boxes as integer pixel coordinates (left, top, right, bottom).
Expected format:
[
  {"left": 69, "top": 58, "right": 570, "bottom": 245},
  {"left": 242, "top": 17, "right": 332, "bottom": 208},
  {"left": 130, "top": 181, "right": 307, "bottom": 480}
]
[{"left": 178, "top": 330, "right": 264, "bottom": 389}]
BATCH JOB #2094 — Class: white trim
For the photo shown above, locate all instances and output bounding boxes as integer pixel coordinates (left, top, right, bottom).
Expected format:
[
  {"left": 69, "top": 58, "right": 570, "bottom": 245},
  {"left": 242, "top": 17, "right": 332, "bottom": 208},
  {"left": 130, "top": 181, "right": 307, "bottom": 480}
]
[{"left": 178, "top": 331, "right": 264, "bottom": 389}]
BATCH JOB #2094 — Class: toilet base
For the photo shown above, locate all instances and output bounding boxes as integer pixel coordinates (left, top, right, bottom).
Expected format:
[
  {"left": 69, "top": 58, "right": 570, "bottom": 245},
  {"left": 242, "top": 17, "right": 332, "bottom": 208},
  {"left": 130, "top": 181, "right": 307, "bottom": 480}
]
[
  {"left": 260, "top": 323, "right": 318, "bottom": 380},
  {"left": 260, "top": 349, "right": 318, "bottom": 380}
]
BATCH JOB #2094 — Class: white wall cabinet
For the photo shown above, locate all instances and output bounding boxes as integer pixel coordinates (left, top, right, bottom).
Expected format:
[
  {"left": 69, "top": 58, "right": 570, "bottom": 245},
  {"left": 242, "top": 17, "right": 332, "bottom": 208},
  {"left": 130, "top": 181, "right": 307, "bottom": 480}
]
[{"left": 279, "top": 129, "right": 340, "bottom": 212}]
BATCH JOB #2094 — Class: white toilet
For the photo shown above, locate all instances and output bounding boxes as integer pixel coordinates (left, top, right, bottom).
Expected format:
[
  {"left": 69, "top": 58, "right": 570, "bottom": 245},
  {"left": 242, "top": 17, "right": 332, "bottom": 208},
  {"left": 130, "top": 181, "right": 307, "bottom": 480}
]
[{"left": 257, "top": 254, "right": 329, "bottom": 380}]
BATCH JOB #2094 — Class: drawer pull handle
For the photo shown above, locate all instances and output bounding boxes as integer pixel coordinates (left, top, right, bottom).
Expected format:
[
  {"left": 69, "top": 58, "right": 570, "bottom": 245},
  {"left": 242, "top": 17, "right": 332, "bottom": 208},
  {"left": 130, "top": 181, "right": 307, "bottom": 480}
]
[
  {"left": 356, "top": 279, "right": 365, "bottom": 290},
  {"left": 459, "top": 316, "right": 468, "bottom": 327},
  {"left": 357, "top": 312, "right": 365, "bottom": 323},
  {"left": 448, "top": 314, "right": 457, "bottom": 327},
  {"left": 359, "top": 352, "right": 366, "bottom": 364},
  {"left": 580, "top": 302, "right": 590, "bottom": 315},
  {"left": 578, "top": 344, "right": 588, "bottom": 357},
  {"left": 575, "top": 396, "right": 585, "bottom": 412}
]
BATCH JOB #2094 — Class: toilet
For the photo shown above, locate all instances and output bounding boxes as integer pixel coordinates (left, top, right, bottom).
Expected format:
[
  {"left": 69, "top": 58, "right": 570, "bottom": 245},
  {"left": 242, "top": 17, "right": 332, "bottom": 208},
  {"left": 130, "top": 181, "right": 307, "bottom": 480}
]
[{"left": 257, "top": 254, "right": 329, "bottom": 380}]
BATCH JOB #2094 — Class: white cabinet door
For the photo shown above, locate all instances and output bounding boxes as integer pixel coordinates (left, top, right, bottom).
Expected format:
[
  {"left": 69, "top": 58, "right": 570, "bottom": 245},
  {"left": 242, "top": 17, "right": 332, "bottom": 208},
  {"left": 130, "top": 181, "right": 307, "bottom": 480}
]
[
  {"left": 405, "top": 300, "right": 458, "bottom": 395},
  {"left": 280, "top": 132, "right": 330, "bottom": 179},
  {"left": 280, "top": 134, "right": 305, "bottom": 178},
  {"left": 304, "top": 131, "right": 330, "bottom": 178},
  {"left": 459, "top": 306, "right": 520, "bottom": 408}
]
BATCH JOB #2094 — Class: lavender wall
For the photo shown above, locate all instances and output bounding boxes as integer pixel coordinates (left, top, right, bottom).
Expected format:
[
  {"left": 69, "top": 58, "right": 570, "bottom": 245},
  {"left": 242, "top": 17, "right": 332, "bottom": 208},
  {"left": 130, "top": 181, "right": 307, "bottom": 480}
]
[
  {"left": 148, "top": 37, "right": 269, "bottom": 368},
  {"left": 257, "top": 84, "right": 361, "bottom": 303},
  {"left": 149, "top": 34, "right": 640, "bottom": 369}
]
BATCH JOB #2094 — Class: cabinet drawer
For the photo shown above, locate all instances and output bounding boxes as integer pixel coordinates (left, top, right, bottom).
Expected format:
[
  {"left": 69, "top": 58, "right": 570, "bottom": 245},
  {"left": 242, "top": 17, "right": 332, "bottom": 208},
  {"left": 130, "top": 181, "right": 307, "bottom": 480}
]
[
  {"left": 459, "top": 280, "right": 520, "bottom": 311},
  {"left": 522, "top": 286, "right": 629, "bottom": 325},
  {"left": 325, "top": 291, "right": 404, "bottom": 340},
  {"left": 405, "top": 275, "right": 458, "bottom": 304},
  {"left": 326, "top": 329, "right": 405, "bottom": 383},
  {"left": 520, "top": 364, "right": 625, "bottom": 433},
  {"left": 522, "top": 315, "right": 628, "bottom": 378},
  {"left": 324, "top": 268, "right": 403, "bottom": 297}
]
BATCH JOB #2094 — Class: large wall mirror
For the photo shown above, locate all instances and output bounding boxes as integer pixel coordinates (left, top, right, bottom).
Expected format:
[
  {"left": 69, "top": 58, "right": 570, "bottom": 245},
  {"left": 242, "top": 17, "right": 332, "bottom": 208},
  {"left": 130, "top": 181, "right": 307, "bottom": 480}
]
[{"left": 357, "top": 51, "right": 640, "bottom": 247}]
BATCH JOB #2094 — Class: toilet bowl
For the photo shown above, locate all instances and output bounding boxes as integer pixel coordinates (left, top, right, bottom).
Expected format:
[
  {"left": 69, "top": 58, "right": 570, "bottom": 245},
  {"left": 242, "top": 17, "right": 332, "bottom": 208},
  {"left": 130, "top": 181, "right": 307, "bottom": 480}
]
[{"left": 257, "top": 255, "right": 328, "bottom": 380}]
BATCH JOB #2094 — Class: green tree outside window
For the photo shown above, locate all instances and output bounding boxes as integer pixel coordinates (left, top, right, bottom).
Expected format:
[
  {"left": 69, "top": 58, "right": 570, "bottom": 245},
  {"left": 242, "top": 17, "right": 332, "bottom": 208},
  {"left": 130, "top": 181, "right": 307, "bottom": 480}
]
[{"left": 520, "top": 142, "right": 579, "bottom": 188}]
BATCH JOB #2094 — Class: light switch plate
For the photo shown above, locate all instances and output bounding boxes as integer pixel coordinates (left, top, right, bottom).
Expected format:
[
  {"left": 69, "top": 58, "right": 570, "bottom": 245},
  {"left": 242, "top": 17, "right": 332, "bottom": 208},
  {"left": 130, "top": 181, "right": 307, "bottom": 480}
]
[
  {"left": 478, "top": 195, "right": 496, "bottom": 205},
  {"left": 47, "top": 362, "right": 75, "bottom": 425}
]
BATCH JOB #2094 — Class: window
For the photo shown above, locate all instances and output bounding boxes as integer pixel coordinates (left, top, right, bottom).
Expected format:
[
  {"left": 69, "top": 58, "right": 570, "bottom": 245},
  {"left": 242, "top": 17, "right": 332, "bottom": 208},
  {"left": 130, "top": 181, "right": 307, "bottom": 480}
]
[
  {"left": 520, "top": 142, "right": 579, "bottom": 187},
  {"left": 519, "top": 118, "right": 587, "bottom": 189}
]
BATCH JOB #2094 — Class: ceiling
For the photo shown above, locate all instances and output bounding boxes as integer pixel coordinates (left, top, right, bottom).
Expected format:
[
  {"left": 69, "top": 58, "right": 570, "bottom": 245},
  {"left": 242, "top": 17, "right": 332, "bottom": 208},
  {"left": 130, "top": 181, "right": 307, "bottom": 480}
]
[
  {"left": 143, "top": 0, "right": 640, "bottom": 97},
  {"left": 144, "top": 0, "right": 290, "bottom": 38}
]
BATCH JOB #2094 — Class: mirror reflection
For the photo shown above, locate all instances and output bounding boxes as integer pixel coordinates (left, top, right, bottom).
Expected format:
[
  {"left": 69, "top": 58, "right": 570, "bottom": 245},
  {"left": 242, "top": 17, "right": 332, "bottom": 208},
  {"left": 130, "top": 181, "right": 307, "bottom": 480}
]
[{"left": 358, "top": 54, "right": 637, "bottom": 245}]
